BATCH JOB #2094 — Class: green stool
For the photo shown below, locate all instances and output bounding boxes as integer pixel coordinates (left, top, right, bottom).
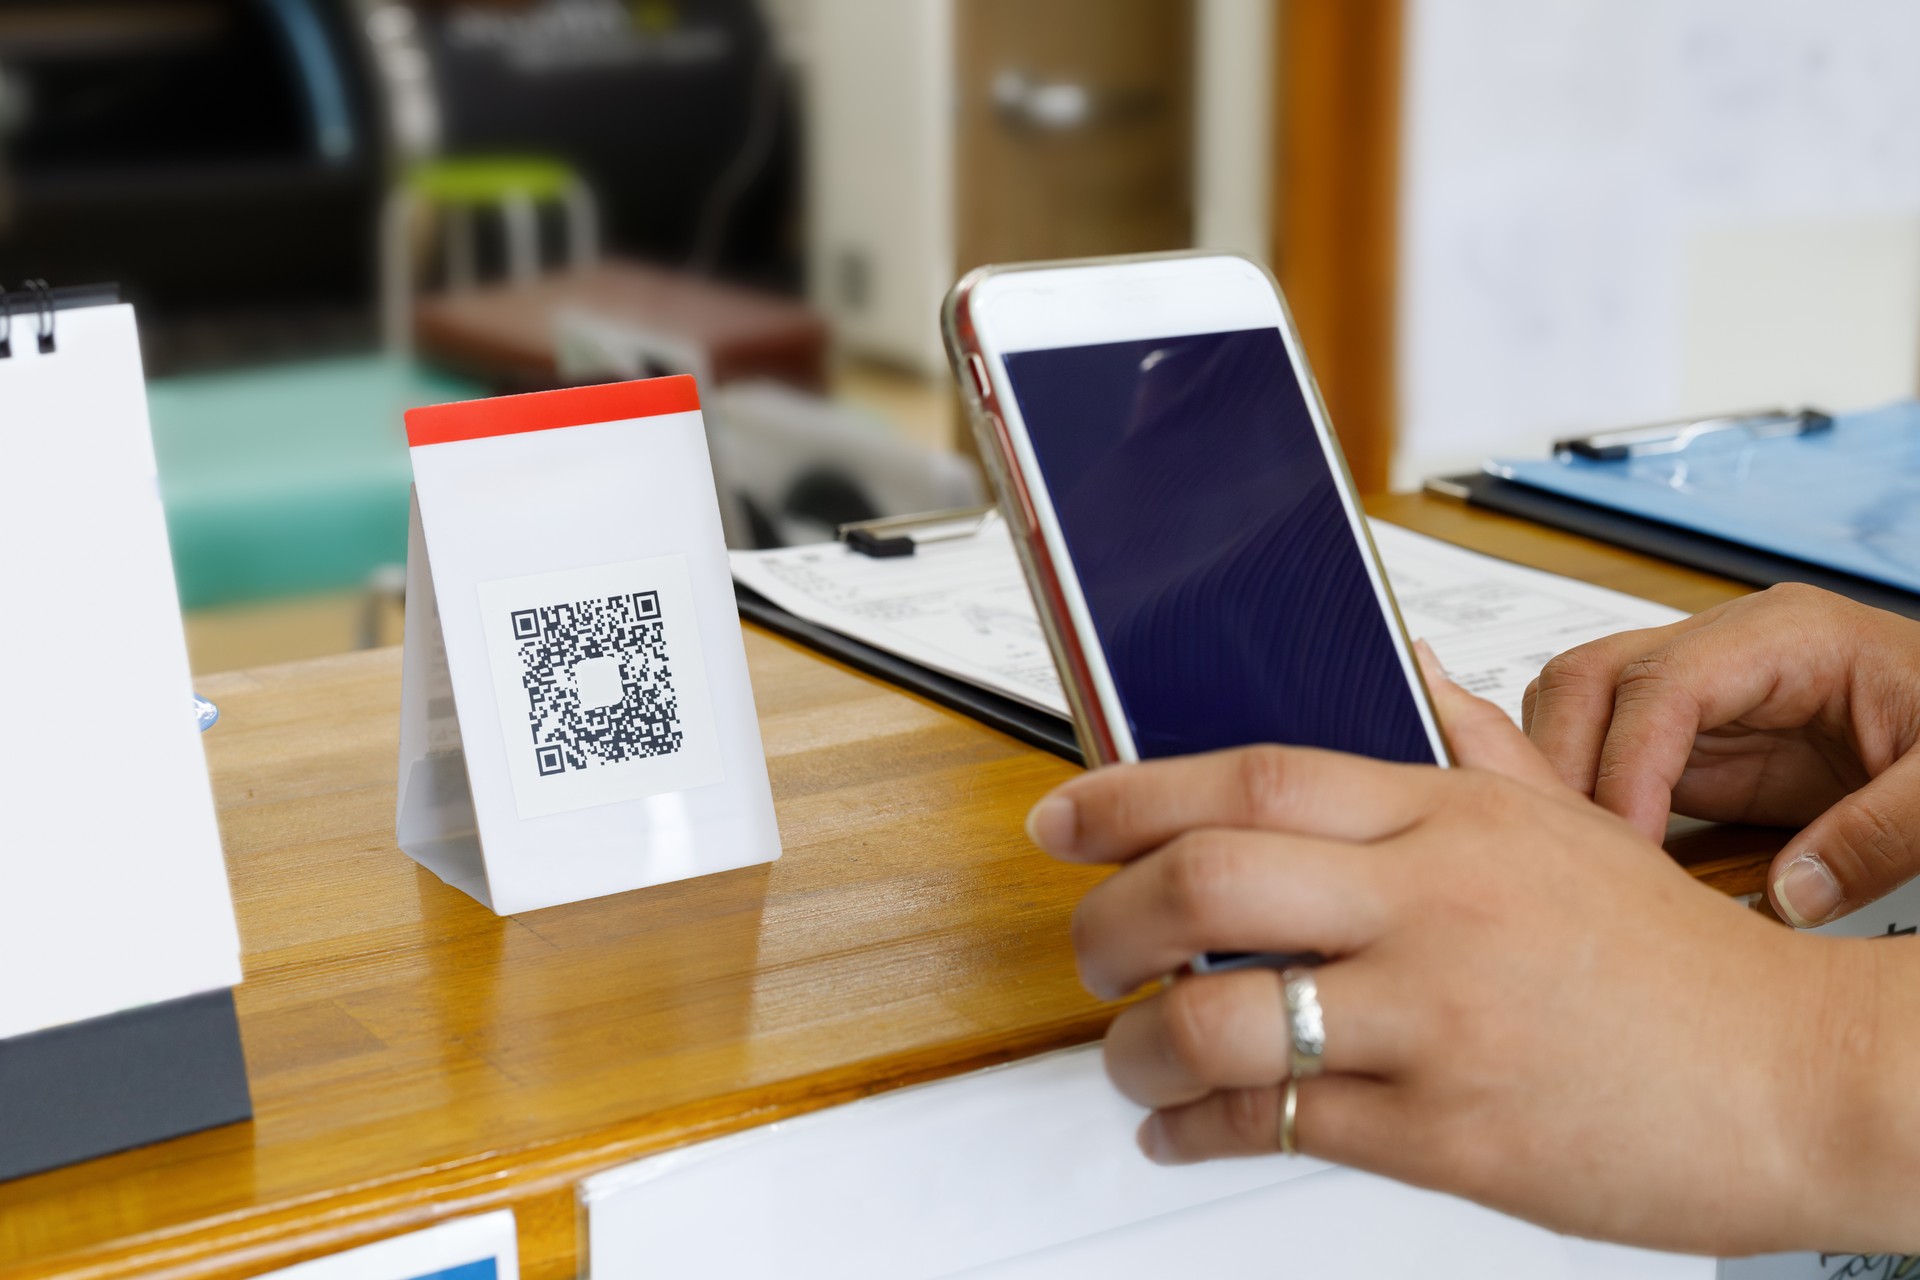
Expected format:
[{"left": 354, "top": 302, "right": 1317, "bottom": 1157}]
[
  {"left": 149, "top": 355, "right": 483, "bottom": 610},
  {"left": 381, "top": 156, "right": 602, "bottom": 350}
]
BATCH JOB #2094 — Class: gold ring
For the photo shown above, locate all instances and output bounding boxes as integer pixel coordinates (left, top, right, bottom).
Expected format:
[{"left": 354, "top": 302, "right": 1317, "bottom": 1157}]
[{"left": 1279, "top": 1078, "right": 1299, "bottom": 1156}]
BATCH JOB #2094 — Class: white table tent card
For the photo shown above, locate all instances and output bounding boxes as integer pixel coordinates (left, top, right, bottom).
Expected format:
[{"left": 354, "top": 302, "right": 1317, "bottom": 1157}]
[
  {"left": 398, "top": 375, "right": 780, "bottom": 913},
  {"left": 0, "top": 285, "right": 249, "bottom": 1179}
]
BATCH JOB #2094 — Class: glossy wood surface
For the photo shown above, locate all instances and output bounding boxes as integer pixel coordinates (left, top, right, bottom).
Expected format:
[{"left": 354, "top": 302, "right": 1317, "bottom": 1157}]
[{"left": 0, "top": 494, "right": 1781, "bottom": 1279}]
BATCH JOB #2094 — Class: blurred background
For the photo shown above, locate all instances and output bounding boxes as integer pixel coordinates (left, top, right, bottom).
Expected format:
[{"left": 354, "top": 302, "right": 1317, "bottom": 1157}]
[{"left": 3, "top": 0, "right": 1917, "bottom": 673}]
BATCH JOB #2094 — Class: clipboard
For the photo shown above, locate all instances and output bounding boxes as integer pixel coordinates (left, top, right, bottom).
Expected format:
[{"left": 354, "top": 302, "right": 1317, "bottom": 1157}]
[
  {"left": 1429, "top": 470, "right": 1920, "bottom": 623},
  {"left": 1442, "top": 398, "right": 1920, "bottom": 621},
  {"left": 734, "top": 582, "right": 1082, "bottom": 764},
  {"left": 736, "top": 503, "right": 1737, "bottom": 769}
]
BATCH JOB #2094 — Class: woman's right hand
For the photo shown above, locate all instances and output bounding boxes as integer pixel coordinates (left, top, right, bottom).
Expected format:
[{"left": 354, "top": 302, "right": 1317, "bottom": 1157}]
[{"left": 1522, "top": 584, "right": 1920, "bottom": 928}]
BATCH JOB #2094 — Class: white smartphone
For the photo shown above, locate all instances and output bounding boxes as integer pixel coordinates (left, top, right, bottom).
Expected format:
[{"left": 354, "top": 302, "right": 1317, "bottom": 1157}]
[{"left": 943, "top": 251, "right": 1450, "bottom": 773}]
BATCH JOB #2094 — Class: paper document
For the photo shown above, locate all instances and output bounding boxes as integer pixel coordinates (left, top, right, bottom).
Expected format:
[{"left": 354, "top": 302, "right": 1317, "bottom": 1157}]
[
  {"left": 729, "top": 519, "right": 1689, "bottom": 729},
  {"left": 1367, "top": 522, "right": 1688, "bottom": 723},
  {"left": 732, "top": 518, "right": 1069, "bottom": 715}
]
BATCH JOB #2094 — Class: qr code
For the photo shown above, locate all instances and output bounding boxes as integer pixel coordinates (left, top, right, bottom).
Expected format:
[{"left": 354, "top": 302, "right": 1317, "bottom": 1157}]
[{"left": 511, "top": 590, "right": 683, "bottom": 777}]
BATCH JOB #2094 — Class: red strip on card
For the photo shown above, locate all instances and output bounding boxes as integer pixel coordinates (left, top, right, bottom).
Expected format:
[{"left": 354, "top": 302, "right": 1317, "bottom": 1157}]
[{"left": 404, "top": 375, "right": 701, "bottom": 448}]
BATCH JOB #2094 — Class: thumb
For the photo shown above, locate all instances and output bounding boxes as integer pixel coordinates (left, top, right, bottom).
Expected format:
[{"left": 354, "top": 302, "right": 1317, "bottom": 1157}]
[
  {"left": 1414, "top": 640, "right": 1565, "bottom": 792},
  {"left": 1769, "top": 750, "right": 1920, "bottom": 929}
]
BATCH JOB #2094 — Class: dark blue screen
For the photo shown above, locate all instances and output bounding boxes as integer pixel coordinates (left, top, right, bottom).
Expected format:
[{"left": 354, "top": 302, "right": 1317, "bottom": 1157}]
[{"left": 1003, "top": 327, "right": 1436, "bottom": 763}]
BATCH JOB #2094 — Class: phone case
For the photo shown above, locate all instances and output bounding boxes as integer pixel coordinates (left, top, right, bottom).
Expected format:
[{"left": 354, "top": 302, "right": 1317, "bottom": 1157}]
[
  {"left": 941, "top": 250, "right": 1447, "bottom": 771},
  {"left": 943, "top": 262, "right": 1121, "bottom": 768}
]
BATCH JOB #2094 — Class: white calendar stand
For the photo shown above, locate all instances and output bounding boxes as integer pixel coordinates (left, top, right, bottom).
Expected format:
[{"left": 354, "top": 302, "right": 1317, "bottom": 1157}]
[{"left": 0, "top": 284, "right": 249, "bottom": 1181}]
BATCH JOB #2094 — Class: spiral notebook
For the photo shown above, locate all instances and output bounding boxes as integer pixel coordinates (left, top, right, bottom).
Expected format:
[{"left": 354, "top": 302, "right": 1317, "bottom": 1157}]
[{"left": 0, "top": 284, "right": 243, "bottom": 1042}]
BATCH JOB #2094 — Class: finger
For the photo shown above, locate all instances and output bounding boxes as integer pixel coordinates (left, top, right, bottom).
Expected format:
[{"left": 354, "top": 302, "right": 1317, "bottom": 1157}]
[
  {"left": 1525, "top": 622, "right": 1701, "bottom": 795},
  {"left": 1593, "top": 627, "right": 1829, "bottom": 840},
  {"left": 1103, "top": 962, "right": 1409, "bottom": 1110},
  {"left": 1137, "top": 1075, "right": 1405, "bottom": 1166},
  {"left": 1768, "top": 750, "right": 1920, "bottom": 928},
  {"left": 1027, "top": 744, "right": 1445, "bottom": 866},
  {"left": 1414, "top": 640, "right": 1564, "bottom": 793},
  {"left": 1072, "top": 830, "right": 1390, "bottom": 998}
]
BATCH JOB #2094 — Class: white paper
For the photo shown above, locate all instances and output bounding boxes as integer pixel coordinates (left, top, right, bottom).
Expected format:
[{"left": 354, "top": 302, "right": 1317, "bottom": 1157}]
[
  {"left": 731, "top": 515, "right": 1068, "bottom": 715},
  {"left": 730, "top": 518, "right": 1688, "bottom": 732},
  {"left": 254, "top": 1209, "right": 517, "bottom": 1280},
  {"left": 1367, "top": 521, "right": 1688, "bottom": 724},
  {"left": 583, "top": 1043, "right": 1707, "bottom": 1279},
  {"left": 0, "top": 303, "right": 243, "bottom": 1040}
]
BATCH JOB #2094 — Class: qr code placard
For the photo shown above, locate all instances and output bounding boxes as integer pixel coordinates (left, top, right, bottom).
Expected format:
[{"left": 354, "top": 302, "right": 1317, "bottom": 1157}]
[
  {"left": 512, "top": 590, "right": 683, "bottom": 776},
  {"left": 479, "top": 555, "right": 723, "bottom": 820}
]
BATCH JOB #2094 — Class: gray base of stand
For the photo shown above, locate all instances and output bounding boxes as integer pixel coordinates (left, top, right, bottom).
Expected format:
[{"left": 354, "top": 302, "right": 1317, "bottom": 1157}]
[{"left": 0, "top": 988, "right": 252, "bottom": 1182}]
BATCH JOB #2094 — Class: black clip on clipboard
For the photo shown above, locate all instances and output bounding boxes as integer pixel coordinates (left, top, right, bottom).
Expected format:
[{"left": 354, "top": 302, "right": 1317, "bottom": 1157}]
[
  {"left": 734, "top": 503, "right": 1082, "bottom": 763},
  {"left": 838, "top": 504, "right": 1002, "bottom": 558},
  {"left": 1430, "top": 405, "right": 1920, "bottom": 622}
]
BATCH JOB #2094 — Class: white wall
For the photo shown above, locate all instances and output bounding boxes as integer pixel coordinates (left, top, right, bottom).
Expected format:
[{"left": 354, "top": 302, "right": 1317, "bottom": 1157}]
[
  {"left": 1194, "top": 0, "right": 1275, "bottom": 263},
  {"left": 804, "top": 0, "right": 954, "bottom": 373},
  {"left": 799, "top": 0, "right": 1271, "bottom": 374},
  {"left": 1395, "top": 0, "right": 1920, "bottom": 488}
]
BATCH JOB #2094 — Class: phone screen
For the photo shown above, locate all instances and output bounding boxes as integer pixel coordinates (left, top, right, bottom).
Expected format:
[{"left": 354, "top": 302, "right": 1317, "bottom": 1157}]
[{"left": 1001, "top": 326, "right": 1437, "bottom": 764}]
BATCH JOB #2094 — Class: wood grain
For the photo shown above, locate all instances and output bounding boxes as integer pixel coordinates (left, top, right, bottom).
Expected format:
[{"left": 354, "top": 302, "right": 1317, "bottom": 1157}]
[
  {"left": 954, "top": 0, "right": 1195, "bottom": 272},
  {"left": 0, "top": 494, "right": 1782, "bottom": 1278},
  {"left": 0, "top": 632, "right": 1098, "bottom": 1280},
  {"left": 1275, "top": 0, "right": 1404, "bottom": 494}
]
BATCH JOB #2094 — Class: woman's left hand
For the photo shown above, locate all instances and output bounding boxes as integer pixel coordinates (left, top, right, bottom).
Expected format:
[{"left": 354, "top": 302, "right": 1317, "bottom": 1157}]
[{"left": 1025, "top": 650, "right": 1891, "bottom": 1254}]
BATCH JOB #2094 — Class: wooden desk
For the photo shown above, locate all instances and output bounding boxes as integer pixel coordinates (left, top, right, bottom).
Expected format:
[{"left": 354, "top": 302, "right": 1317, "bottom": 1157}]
[{"left": 0, "top": 494, "right": 1783, "bottom": 1280}]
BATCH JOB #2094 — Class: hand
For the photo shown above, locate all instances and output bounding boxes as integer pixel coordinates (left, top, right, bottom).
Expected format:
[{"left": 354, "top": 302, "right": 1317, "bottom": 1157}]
[
  {"left": 1026, "top": 651, "right": 1897, "bottom": 1253},
  {"left": 1523, "top": 584, "right": 1920, "bottom": 927}
]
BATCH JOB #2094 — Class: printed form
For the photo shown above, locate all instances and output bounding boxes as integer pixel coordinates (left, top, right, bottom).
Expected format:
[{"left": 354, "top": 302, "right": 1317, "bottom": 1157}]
[
  {"left": 1367, "top": 522, "right": 1687, "bottom": 723},
  {"left": 729, "top": 519, "right": 1688, "bottom": 728}
]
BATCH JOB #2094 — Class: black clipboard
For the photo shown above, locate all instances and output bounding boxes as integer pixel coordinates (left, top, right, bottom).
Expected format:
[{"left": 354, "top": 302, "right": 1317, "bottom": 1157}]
[
  {"left": 735, "top": 583, "right": 1083, "bottom": 764},
  {"left": 1435, "top": 471, "right": 1920, "bottom": 622}
]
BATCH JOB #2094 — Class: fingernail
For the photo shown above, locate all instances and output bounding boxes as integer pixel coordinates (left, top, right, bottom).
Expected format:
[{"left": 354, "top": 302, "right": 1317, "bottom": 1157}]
[
  {"left": 1774, "top": 853, "right": 1843, "bottom": 929},
  {"left": 1026, "top": 794, "right": 1078, "bottom": 855}
]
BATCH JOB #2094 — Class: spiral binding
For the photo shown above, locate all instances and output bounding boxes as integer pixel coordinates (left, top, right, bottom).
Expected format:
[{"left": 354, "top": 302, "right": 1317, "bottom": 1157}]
[
  {"left": 0, "top": 281, "right": 121, "bottom": 358},
  {"left": 26, "top": 279, "right": 52, "bottom": 354}
]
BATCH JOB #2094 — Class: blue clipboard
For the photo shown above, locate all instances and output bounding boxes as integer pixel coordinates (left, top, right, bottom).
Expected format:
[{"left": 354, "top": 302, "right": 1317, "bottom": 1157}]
[{"left": 1489, "top": 400, "right": 1920, "bottom": 597}]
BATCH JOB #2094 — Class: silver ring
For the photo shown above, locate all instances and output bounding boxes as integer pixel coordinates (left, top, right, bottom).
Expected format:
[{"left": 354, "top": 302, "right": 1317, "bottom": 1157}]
[
  {"left": 1279, "top": 1078, "right": 1300, "bottom": 1156},
  {"left": 1281, "top": 967, "right": 1326, "bottom": 1080}
]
